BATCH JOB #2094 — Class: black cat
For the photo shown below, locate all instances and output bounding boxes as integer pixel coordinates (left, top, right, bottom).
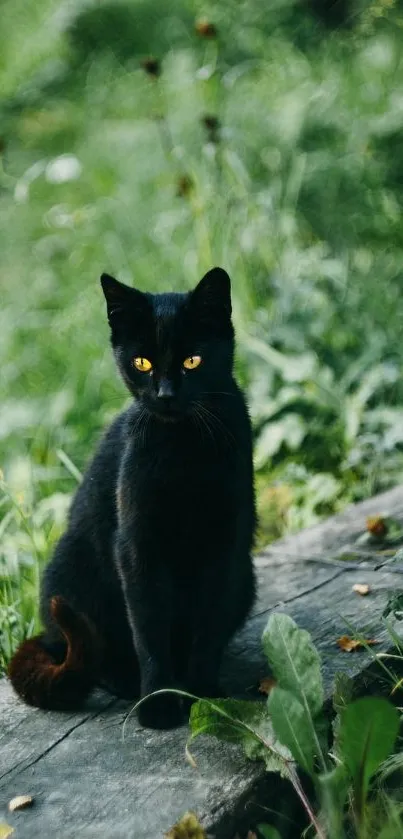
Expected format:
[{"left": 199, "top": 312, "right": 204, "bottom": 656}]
[{"left": 8, "top": 267, "right": 256, "bottom": 729}]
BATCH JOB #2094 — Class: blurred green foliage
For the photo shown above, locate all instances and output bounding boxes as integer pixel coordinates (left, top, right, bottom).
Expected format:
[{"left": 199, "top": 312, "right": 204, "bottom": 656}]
[{"left": 1, "top": 0, "right": 403, "bottom": 658}]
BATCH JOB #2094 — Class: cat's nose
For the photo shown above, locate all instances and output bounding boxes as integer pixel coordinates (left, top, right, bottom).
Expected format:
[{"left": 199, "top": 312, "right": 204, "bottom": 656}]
[{"left": 157, "top": 379, "right": 174, "bottom": 400}]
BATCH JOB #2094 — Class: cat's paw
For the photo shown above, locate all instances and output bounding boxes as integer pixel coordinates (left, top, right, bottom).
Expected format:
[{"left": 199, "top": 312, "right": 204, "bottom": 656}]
[
  {"left": 137, "top": 692, "right": 184, "bottom": 730},
  {"left": 100, "top": 675, "right": 139, "bottom": 700}
]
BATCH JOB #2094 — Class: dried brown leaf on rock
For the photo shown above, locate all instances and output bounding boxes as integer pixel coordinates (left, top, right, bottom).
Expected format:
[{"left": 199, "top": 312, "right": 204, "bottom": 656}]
[
  {"left": 366, "top": 515, "right": 388, "bottom": 538},
  {"left": 0, "top": 825, "right": 14, "bottom": 839},
  {"left": 337, "top": 635, "right": 379, "bottom": 652},
  {"left": 165, "top": 811, "right": 207, "bottom": 839},
  {"left": 258, "top": 677, "right": 277, "bottom": 695},
  {"left": 352, "top": 583, "right": 371, "bottom": 596},
  {"left": 8, "top": 796, "right": 33, "bottom": 812}
]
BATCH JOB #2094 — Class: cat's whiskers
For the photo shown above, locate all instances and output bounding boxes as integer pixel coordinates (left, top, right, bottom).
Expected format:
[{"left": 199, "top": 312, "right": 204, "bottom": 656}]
[
  {"left": 192, "top": 401, "right": 235, "bottom": 449},
  {"left": 138, "top": 412, "right": 147, "bottom": 448},
  {"left": 132, "top": 407, "right": 150, "bottom": 448},
  {"left": 192, "top": 402, "right": 218, "bottom": 448},
  {"left": 198, "top": 401, "right": 235, "bottom": 441},
  {"left": 143, "top": 412, "right": 152, "bottom": 448},
  {"left": 191, "top": 410, "right": 207, "bottom": 445}
]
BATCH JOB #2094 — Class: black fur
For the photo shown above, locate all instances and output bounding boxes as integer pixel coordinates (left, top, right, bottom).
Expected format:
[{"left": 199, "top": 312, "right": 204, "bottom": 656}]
[{"left": 10, "top": 267, "right": 256, "bottom": 729}]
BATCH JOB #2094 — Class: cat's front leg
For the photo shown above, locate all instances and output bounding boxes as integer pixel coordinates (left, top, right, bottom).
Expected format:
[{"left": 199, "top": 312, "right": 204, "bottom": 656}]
[
  {"left": 115, "top": 536, "right": 183, "bottom": 729},
  {"left": 185, "top": 558, "right": 255, "bottom": 703}
]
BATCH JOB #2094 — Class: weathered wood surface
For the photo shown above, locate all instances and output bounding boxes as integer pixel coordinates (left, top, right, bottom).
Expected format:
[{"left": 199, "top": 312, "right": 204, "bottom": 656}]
[{"left": 2, "top": 485, "right": 403, "bottom": 838}]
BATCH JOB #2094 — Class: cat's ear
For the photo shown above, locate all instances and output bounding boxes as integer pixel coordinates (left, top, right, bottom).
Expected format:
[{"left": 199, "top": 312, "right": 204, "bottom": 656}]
[
  {"left": 191, "top": 267, "right": 232, "bottom": 318},
  {"left": 100, "top": 274, "right": 147, "bottom": 323}
]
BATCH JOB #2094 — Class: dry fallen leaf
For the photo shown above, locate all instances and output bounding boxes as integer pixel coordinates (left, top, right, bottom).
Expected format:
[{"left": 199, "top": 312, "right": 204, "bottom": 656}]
[
  {"left": 337, "top": 635, "right": 379, "bottom": 652},
  {"left": 258, "top": 677, "right": 277, "bottom": 695},
  {"left": 352, "top": 583, "right": 371, "bottom": 596},
  {"left": 366, "top": 515, "right": 387, "bottom": 538},
  {"left": 0, "top": 825, "right": 14, "bottom": 839},
  {"left": 164, "top": 811, "right": 207, "bottom": 839},
  {"left": 185, "top": 741, "right": 198, "bottom": 770},
  {"left": 8, "top": 796, "right": 33, "bottom": 813},
  {"left": 247, "top": 833, "right": 258, "bottom": 839}
]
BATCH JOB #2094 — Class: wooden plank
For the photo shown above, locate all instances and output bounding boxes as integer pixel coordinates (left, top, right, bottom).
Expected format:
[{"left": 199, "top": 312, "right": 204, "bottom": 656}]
[
  {"left": 1, "top": 484, "right": 403, "bottom": 839},
  {"left": 0, "top": 680, "right": 259, "bottom": 839}
]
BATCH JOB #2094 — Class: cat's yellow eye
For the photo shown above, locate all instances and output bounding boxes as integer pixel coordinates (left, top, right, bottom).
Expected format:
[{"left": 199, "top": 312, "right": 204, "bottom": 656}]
[
  {"left": 133, "top": 357, "right": 153, "bottom": 373},
  {"left": 183, "top": 355, "right": 202, "bottom": 371}
]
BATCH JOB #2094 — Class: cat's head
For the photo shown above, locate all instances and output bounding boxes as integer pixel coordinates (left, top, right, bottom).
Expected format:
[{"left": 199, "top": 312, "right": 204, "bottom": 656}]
[{"left": 101, "top": 267, "right": 234, "bottom": 420}]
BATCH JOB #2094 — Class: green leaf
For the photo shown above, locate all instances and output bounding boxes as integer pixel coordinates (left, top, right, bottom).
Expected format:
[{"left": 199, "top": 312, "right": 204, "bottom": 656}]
[
  {"left": 262, "top": 613, "right": 324, "bottom": 717},
  {"left": 268, "top": 686, "right": 315, "bottom": 775},
  {"left": 317, "top": 764, "right": 350, "bottom": 839},
  {"left": 188, "top": 698, "right": 291, "bottom": 778},
  {"left": 254, "top": 414, "right": 306, "bottom": 466},
  {"left": 377, "top": 822, "right": 403, "bottom": 839},
  {"left": 242, "top": 335, "right": 317, "bottom": 383},
  {"left": 338, "top": 698, "right": 399, "bottom": 816},
  {"left": 257, "top": 825, "right": 282, "bottom": 839},
  {"left": 375, "top": 800, "right": 403, "bottom": 839}
]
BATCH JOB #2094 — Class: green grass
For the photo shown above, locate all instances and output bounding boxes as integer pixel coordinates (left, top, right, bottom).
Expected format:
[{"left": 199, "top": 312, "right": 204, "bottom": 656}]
[{"left": 2, "top": 0, "right": 403, "bottom": 662}]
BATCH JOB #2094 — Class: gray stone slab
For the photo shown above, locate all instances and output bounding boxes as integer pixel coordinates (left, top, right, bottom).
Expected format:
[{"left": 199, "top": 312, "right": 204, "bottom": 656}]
[{"left": 2, "top": 485, "right": 403, "bottom": 838}]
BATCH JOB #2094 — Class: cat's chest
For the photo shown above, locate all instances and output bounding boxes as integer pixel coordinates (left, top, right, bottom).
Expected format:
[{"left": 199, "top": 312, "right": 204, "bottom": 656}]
[{"left": 118, "top": 440, "right": 237, "bottom": 522}]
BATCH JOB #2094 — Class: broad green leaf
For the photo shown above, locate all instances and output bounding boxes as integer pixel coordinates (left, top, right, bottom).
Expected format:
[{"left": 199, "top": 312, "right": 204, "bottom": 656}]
[
  {"left": 257, "top": 825, "right": 282, "bottom": 839},
  {"left": 268, "top": 686, "right": 315, "bottom": 776},
  {"left": 254, "top": 414, "right": 306, "bottom": 466},
  {"left": 338, "top": 698, "right": 399, "bottom": 815},
  {"left": 262, "top": 613, "right": 324, "bottom": 717},
  {"left": 242, "top": 335, "right": 317, "bottom": 383},
  {"left": 189, "top": 698, "right": 266, "bottom": 744},
  {"left": 189, "top": 698, "right": 291, "bottom": 778}
]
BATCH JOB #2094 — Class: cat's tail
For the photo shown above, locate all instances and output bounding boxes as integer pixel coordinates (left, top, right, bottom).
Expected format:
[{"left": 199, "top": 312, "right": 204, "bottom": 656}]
[{"left": 8, "top": 596, "right": 99, "bottom": 710}]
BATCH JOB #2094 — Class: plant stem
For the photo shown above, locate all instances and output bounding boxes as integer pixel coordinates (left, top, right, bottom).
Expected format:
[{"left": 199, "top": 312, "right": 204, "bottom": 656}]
[{"left": 288, "top": 764, "right": 327, "bottom": 839}]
